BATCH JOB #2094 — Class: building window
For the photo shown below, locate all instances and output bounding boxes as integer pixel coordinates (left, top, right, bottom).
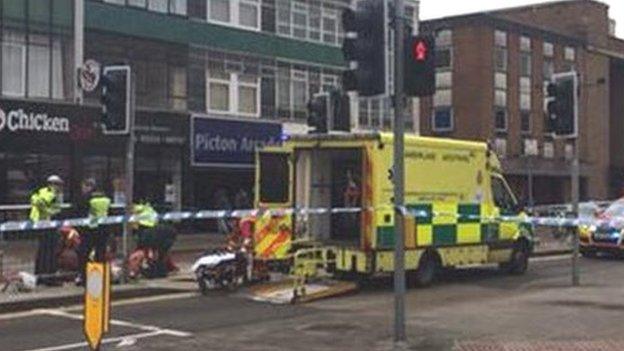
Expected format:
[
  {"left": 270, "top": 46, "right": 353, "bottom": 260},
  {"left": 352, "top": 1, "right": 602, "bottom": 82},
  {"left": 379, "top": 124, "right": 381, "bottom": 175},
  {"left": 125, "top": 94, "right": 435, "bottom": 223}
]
[
  {"left": 321, "top": 74, "right": 338, "bottom": 92},
  {"left": 2, "top": 31, "right": 64, "bottom": 99},
  {"left": 169, "top": 0, "right": 187, "bottom": 15},
  {"left": 209, "top": 0, "right": 230, "bottom": 22},
  {"left": 564, "top": 46, "right": 576, "bottom": 61},
  {"left": 519, "top": 77, "right": 531, "bottom": 111},
  {"left": 148, "top": 0, "right": 168, "bottom": 12},
  {"left": 494, "top": 108, "right": 507, "bottom": 132},
  {"left": 435, "top": 29, "right": 452, "bottom": 70},
  {"left": 434, "top": 89, "right": 452, "bottom": 107},
  {"left": 543, "top": 41, "right": 554, "bottom": 57},
  {"left": 436, "top": 29, "right": 452, "bottom": 47},
  {"left": 238, "top": 74, "right": 259, "bottom": 114},
  {"left": 275, "top": 64, "right": 327, "bottom": 121},
  {"left": 322, "top": 8, "right": 338, "bottom": 44},
  {"left": 435, "top": 48, "right": 452, "bottom": 70},
  {"left": 520, "top": 36, "right": 531, "bottom": 52},
  {"left": 520, "top": 53, "right": 531, "bottom": 77},
  {"left": 494, "top": 30, "right": 507, "bottom": 47},
  {"left": 432, "top": 107, "right": 453, "bottom": 132},
  {"left": 543, "top": 59, "right": 554, "bottom": 80},
  {"left": 275, "top": 0, "right": 340, "bottom": 46},
  {"left": 495, "top": 90, "right": 507, "bottom": 107},
  {"left": 207, "top": 0, "right": 260, "bottom": 30},
  {"left": 521, "top": 111, "right": 531, "bottom": 133},
  {"left": 28, "top": 35, "right": 51, "bottom": 98},
  {"left": 116, "top": 0, "right": 187, "bottom": 15},
  {"left": 169, "top": 66, "right": 187, "bottom": 110},
  {"left": 128, "top": 0, "right": 147, "bottom": 7},
  {"left": 309, "top": 2, "right": 322, "bottom": 41},
  {"left": 358, "top": 99, "right": 369, "bottom": 127},
  {"left": 292, "top": 69, "right": 308, "bottom": 118},
  {"left": 206, "top": 63, "right": 259, "bottom": 116},
  {"left": 2, "top": 36, "right": 26, "bottom": 97},
  {"left": 495, "top": 47, "right": 508, "bottom": 72},
  {"left": 436, "top": 72, "right": 452, "bottom": 89},
  {"left": 494, "top": 72, "right": 507, "bottom": 90}
]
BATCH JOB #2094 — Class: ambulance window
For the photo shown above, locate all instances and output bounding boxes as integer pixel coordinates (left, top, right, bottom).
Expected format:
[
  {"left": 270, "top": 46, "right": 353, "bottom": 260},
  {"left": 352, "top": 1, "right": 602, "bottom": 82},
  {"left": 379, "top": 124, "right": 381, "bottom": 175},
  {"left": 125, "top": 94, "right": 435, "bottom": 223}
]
[
  {"left": 491, "top": 176, "right": 516, "bottom": 211},
  {"left": 259, "top": 153, "right": 289, "bottom": 203}
]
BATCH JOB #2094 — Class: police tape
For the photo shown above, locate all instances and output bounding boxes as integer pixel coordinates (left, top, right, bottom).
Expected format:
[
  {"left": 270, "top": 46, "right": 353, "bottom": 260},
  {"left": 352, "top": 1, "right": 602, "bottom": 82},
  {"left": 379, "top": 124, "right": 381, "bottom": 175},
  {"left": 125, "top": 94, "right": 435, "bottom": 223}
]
[{"left": 0, "top": 206, "right": 622, "bottom": 233}]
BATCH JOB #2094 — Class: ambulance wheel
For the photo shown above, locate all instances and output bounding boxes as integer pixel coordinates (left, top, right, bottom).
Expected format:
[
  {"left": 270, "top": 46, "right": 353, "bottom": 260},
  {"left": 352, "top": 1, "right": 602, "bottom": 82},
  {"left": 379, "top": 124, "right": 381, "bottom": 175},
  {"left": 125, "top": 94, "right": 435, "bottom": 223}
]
[
  {"left": 501, "top": 241, "right": 529, "bottom": 275},
  {"left": 409, "top": 251, "right": 439, "bottom": 287}
]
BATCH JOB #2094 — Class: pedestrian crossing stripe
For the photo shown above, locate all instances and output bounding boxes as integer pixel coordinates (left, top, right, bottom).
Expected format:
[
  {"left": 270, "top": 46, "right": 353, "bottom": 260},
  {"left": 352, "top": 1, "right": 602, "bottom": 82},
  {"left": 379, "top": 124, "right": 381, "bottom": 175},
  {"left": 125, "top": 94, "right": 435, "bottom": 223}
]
[{"left": 375, "top": 203, "right": 513, "bottom": 249}]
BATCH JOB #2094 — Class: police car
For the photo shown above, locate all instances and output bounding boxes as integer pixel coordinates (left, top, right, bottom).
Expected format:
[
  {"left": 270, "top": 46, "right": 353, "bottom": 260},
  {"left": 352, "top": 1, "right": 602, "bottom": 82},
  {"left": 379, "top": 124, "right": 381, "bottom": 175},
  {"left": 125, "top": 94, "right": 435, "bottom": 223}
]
[{"left": 580, "top": 199, "right": 624, "bottom": 257}]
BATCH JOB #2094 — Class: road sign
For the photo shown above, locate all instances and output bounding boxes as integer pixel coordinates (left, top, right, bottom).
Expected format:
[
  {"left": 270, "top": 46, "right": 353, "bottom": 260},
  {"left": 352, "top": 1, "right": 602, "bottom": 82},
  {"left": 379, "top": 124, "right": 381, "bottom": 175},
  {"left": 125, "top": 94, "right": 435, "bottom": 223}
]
[
  {"left": 84, "top": 262, "right": 111, "bottom": 351},
  {"left": 79, "top": 59, "right": 101, "bottom": 93}
]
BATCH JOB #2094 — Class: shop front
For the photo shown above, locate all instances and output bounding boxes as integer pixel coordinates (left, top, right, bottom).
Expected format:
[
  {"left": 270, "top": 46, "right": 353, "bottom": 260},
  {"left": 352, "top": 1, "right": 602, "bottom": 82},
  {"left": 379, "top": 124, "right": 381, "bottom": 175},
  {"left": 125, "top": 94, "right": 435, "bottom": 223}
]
[
  {"left": 190, "top": 115, "right": 282, "bottom": 211},
  {"left": 0, "top": 98, "right": 189, "bottom": 220}
]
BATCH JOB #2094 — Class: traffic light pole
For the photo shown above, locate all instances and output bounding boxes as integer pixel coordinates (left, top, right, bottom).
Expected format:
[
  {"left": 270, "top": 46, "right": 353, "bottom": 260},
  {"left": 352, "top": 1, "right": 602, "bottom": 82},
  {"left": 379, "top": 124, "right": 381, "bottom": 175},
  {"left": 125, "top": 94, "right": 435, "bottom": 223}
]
[
  {"left": 122, "top": 73, "right": 136, "bottom": 283},
  {"left": 392, "top": 0, "right": 407, "bottom": 344},
  {"left": 571, "top": 144, "right": 580, "bottom": 286}
]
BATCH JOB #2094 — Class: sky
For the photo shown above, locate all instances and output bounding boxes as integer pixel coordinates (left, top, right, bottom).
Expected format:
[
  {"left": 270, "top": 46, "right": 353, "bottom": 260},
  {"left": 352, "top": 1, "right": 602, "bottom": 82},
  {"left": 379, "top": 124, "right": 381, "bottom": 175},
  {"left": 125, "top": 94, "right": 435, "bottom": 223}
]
[{"left": 419, "top": 0, "right": 624, "bottom": 38}]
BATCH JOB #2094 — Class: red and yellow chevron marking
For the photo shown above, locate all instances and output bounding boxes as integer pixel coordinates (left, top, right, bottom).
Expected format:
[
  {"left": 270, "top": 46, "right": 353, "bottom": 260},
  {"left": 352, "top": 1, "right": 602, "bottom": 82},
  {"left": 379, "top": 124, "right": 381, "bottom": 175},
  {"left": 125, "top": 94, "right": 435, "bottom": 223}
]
[{"left": 254, "top": 214, "right": 292, "bottom": 260}]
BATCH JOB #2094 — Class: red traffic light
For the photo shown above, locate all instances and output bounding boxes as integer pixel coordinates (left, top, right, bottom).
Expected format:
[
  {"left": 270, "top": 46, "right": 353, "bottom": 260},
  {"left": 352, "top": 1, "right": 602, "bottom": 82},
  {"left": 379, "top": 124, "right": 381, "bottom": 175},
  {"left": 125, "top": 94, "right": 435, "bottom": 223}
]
[{"left": 413, "top": 40, "right": 428, "bottom": 62}]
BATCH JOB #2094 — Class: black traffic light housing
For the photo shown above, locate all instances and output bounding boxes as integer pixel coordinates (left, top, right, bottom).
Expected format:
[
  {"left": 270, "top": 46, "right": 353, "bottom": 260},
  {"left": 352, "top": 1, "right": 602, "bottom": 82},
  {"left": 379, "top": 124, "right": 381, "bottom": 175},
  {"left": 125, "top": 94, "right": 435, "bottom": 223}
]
[
  {"left": 545, "top": 72, "right": 577, "bottom": 138},
  {"left": 332, "top": 90, "right": 351, "bottom": 132},
  {"left": 341, "top": 0, "right": 386, "bottom": 96},
  {"left": 101, "top": 66, "right": 131, "bottom": 135},
  {"left": 307, "top": 93, "right": 329, "bottom": 134},
  {"left": 404, "top": 35, "right": 436, "bottom": 97}
]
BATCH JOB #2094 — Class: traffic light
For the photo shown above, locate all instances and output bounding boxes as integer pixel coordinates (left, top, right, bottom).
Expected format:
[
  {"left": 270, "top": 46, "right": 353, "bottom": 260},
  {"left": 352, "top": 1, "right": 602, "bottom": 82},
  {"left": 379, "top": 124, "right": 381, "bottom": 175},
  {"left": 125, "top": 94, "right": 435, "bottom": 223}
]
[
  {"left": 331, "top": 90, "right": 351, "bottom": 132},
  {"left": 404, "top": 35, "right": 436, "bottom": 97},
  {"left": 101, "top": 66, "right": 131, "bottom": 135},
  {"left": 545, "top": 72, "right": 577, "bottom": 137},
  {"left": 307, "top": 93, "right": 329, "bottom": 134},
  {"left": 341, "top": 0, "right": 386, "bottom": 96}
]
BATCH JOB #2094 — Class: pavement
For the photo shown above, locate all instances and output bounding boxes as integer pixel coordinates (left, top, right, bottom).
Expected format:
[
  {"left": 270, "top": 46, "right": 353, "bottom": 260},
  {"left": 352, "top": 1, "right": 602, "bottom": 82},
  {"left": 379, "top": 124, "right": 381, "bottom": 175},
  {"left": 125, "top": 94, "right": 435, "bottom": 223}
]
[{"left": 1, "top": 255, "right": 624, "bottom": 351}]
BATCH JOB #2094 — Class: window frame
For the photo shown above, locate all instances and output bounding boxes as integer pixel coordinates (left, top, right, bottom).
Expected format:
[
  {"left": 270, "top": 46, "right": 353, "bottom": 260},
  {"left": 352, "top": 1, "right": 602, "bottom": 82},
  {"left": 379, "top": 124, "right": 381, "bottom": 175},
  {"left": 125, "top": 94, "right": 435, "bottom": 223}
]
[
  {"left": 274, "top": 1, "right": 341, "bottom": 47},
  {"left": 2, "top": 42, "right": 27, "bottom": 97},
  {"left": 520, "top": 111, "right": 532, "bottom": 134},
  {"left": 494, "top": 107, "right": 508, "bottom": 132},
  {"left": 206, "top": 67, "right": 260, "bottom": 117},
  {"left": 206, "top": 0, "right": 261, "bottom": 32},
  {"left": 432, "top": 106, "right": 454, "bottom": 132}
]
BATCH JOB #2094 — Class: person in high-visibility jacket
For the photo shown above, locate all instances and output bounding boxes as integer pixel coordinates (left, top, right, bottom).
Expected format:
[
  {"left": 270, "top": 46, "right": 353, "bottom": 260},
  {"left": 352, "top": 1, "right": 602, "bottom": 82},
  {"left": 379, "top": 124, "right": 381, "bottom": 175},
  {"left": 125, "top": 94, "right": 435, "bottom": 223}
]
[
  {"left": 76, "top": 178, "right": 112, "bottom": 285},
  {"left": 131, "top": 202, "right": 178, "bottom": 277},
  {"left": 30, "top": 175, "right": 64, "bottom": 285}
]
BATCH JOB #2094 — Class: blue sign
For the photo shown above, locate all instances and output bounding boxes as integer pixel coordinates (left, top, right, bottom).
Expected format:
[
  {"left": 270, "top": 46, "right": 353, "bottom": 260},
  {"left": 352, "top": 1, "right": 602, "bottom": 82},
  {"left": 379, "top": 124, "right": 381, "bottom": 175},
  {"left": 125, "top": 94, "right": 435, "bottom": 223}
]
[{"left": 191, "top": 116, "right": 283, "bottom": 168}]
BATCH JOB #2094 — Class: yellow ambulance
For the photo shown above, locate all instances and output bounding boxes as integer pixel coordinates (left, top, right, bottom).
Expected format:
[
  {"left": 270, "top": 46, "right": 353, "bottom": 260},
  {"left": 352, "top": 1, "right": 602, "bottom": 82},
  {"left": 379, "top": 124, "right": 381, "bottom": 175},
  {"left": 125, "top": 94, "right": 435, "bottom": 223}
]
[{"left": 254, "top": 132, "right": 532, "bottom": 285}]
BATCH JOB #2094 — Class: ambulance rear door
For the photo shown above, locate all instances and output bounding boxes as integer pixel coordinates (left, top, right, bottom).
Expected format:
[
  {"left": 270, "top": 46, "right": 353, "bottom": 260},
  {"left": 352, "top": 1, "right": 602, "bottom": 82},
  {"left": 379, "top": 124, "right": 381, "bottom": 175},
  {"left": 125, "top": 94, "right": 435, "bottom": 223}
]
[{"left": 254, "top": 150, "right": 294, "bottom": 261}]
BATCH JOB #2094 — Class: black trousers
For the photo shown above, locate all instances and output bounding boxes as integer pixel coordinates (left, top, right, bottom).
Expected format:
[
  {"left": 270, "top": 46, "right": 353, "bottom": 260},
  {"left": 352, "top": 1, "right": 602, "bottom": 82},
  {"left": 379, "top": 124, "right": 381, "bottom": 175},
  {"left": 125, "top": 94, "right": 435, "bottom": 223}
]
[
  {"left": 78, "top": 228, "right": 109, "bottom": 281},
  {"left": 35, "top": 231, "right": 59, "bottom": 285}
]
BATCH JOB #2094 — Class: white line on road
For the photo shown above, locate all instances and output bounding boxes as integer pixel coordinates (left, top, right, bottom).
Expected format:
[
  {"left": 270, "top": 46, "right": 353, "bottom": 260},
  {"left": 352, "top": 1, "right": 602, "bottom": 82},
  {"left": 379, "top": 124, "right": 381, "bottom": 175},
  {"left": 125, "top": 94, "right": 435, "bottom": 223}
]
[
  {"left": 21, "top": 330, "right": 165, "bottom": 351},
  {"left": 39, "top": 309, "right": 192, "bottom": 337},
  {"left": 530, "top": 254, "right": 571, "bottom": 263}
]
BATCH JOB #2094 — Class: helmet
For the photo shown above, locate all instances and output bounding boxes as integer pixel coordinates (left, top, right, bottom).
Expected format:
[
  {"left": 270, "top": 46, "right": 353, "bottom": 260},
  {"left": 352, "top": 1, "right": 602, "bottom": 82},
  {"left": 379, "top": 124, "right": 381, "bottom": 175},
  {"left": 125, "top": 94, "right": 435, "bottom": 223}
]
[
  {"left": 47, "top": 175, "right": 64, "bottom": 185},
  {"left": 83, "top": 178, "right": 96, "bottom": 189}
]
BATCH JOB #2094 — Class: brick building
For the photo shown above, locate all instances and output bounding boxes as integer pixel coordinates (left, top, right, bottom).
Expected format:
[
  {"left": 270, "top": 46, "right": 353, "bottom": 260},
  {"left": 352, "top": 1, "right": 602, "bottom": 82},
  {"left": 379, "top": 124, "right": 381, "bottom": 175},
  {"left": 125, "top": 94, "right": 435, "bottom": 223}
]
[{"left": 419, "top": 0, "right": 624, "bottom": 205}]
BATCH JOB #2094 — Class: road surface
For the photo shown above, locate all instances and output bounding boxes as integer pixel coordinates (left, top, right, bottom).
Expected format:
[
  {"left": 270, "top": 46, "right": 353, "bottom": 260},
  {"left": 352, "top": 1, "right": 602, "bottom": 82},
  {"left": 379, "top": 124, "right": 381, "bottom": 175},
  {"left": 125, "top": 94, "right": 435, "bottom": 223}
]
[{"left": 2, "top": 255, "right": 624, "bottom": 351}]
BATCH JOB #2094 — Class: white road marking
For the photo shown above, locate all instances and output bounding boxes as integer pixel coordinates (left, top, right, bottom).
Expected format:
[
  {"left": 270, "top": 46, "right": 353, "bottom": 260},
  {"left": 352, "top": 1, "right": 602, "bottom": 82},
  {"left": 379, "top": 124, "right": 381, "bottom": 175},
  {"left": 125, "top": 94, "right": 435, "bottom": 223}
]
[
  {"left": 14, "top": 309, "right": 192, "bottom": 351},
  {"left": 21, "top": 330, "right": 165, "bottom": 351},
  {"left": 0, "top": 309, "right": 42, "bottom": 320},
  {"left": 38, "top": 309, "right": 192, "bottom": 337},
  {"left": 530, "top": 254, "right": 571, "bottom": 263}
]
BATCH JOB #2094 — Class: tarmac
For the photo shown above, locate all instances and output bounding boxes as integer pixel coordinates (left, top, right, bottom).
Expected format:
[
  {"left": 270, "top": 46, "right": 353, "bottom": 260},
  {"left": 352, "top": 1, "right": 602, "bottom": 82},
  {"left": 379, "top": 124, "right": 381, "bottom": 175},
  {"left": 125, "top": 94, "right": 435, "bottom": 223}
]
[{"left": 0, "top": 229, "right": 572, "bottom": 313}]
